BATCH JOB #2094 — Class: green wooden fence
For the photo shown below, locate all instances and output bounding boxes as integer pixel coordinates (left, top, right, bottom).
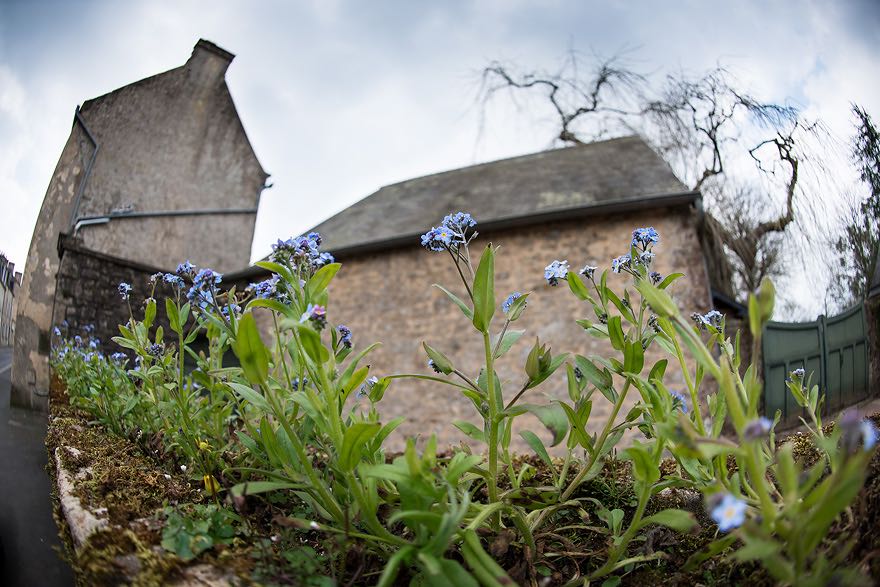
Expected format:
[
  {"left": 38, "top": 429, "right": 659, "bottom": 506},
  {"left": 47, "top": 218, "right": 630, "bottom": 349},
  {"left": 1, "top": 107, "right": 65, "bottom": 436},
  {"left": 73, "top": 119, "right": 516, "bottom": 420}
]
[{"left": 762, "top": 303, "right": 870, "bottom": 427}]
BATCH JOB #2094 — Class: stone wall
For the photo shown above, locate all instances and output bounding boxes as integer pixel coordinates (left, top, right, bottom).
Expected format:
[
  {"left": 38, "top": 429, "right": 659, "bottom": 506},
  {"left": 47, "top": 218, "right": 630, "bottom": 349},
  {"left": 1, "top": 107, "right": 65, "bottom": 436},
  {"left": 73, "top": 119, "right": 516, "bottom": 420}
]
[
  {"left": 11, "top": 123, "right": 93, "bottom": 409},
  {"left": 250, "top": 204, "right": 713, "bottom": 452},
  {"left": 52, "top": 237, "right": 171, "bottom": 359},
  {"left": 14, "top": 39, "right": 266, "bottom": 409}
]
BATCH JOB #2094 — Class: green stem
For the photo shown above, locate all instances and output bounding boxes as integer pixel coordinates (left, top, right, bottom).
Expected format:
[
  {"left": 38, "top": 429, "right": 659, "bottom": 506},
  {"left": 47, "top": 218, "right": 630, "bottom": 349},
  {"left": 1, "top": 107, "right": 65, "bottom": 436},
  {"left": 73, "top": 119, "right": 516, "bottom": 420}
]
[
  {"left": 590, "top": 479, "right": 652, "bottom": 579},
  {"left": 531, "top": 378, "right": 633, "bottom": 532},
  {"left": 261, "top": 381, "right": 344, "bottom": 523},
  {"left": 483, "top": 330, "right": 500, "bottom": 514}
]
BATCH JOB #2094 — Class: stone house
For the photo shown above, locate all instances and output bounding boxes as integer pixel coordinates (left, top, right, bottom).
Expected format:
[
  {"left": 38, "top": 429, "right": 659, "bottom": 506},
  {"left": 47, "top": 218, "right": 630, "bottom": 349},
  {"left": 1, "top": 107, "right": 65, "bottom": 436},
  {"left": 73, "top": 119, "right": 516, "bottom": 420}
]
[
  {"left": 12, "top": 39, "right": 268, "bottom": 410},
  {"left": 0, "top": 254, "right": 19, "bottom": 347},
  {"left": 230, "top": 136, "right": 714, "bottom": 449}
]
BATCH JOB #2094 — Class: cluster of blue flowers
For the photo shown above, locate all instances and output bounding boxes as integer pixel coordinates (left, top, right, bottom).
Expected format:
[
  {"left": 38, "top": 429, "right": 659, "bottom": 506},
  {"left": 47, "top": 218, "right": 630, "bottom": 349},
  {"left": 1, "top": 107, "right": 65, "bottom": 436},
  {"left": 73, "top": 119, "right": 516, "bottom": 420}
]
[
  {"left": 668, "top": 390, "right": 690, "bottom": 413},
  {"left": 118, "top": 282, "right": 132, "bottom": 300},
  {"left": 502, "top": 292, "right": 522, "bottom": 314},
  {"left": 692, "top": 309, "right": 724, "bottom": 330},
  {"left": 543, "top": 260, "right": 569, "bottom": 286},
  {"left": 420, "top": 212, "right": 477, "bottom": 252},
  {"left": 187, "top": 268, "right": 223, "bottom": 312},
  {"left": 337, "top": 324, "right": 353, "bottom": 348},
  {"left": 544, "top": 228, "right": 662, "bottom": 285},
  {"left": 270, "top": 232, "right": 334, "bottom": 271},
  {"left": 632, "top": 227, "right": 660, "bottom": 248},
  {"left": 247, "top": 274, "right": 289, "bottom": 304}
]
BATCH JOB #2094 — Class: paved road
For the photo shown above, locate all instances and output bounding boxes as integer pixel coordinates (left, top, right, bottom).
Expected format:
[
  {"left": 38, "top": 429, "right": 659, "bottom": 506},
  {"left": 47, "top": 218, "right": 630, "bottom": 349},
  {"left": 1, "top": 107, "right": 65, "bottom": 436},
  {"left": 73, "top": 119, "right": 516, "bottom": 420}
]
[{"left": 0, "top": 347, "right": 74, "bottom": 586}]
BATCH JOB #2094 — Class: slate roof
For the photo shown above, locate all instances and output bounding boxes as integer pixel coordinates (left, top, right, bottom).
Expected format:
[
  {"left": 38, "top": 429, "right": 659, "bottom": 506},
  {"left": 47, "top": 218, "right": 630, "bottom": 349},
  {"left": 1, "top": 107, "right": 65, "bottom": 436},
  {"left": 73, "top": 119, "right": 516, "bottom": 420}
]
[{"left": 310, "top": 135, "right": 692, "bottom": 253}]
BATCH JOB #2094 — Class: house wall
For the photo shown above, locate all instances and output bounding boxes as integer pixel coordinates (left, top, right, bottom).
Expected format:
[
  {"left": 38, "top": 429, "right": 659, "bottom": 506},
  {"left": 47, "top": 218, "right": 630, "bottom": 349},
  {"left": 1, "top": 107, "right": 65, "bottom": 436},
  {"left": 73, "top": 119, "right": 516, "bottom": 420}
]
[
  {"left": 0, "top": 257, "right": 16, "bottom": 346},
  {"left": 255, "top": 204, "right": 713, "bottom": 452},
  {"left": 11, "top": 126, "right": 92, "bottom": 410},
  {"left": 12, "top": 40, "right": 266, "bottom": 410}
]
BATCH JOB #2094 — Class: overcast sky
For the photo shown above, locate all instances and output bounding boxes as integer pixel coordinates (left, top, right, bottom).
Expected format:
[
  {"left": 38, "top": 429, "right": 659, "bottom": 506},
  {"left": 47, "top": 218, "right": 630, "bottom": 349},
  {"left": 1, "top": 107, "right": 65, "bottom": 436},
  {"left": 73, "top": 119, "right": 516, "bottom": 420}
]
[{"left": 1, "top": 0, "right": 879, "bottom": 314}]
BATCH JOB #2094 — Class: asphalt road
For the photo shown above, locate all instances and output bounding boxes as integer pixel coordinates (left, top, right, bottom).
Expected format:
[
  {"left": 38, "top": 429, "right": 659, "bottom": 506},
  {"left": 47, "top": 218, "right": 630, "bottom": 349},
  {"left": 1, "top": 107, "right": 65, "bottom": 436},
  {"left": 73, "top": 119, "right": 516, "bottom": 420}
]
[{"left": 0, "top": 347, "right": 74, "bottom": 586}]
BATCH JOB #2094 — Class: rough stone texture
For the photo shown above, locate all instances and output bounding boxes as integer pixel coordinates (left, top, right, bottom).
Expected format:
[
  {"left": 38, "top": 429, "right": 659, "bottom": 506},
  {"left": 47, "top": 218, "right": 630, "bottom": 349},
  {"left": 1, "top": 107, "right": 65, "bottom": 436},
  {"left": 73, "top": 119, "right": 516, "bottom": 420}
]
[
  {"left": 11, "top": 125, "right": 90, "bottom": 409},
  {"left": 253, "top": 205, "right": 712, "bottom": 453},
  {"left": 54, "top": 446, "right": 109, "bottom": 550},
  {"left": 13, "top": 39, "right": 266, "bottom": 409},
  {"left": 74, "top": 40, "right": 267, "bottom": 271},
  {"left": 52, "top": 236, "right": 172, "bottom": 352}
]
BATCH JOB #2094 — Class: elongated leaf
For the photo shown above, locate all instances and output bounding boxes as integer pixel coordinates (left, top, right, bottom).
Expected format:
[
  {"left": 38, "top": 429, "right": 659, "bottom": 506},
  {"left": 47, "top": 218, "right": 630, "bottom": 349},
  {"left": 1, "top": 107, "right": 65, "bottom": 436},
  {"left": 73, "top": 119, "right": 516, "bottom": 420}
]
[
  {"left": 296, "top": 324, "right": 330, "bottom": 364},
  {"left": 165, "top": 298, "right": 180, "bottom": 334},
  {"left": 493, "top": 329, "right": 524, "bottom": 359},
  {"left": 433, "top": 284, "right": 473, "bottom": 319},
  {"left": 640, "top": 509, "right": 697, "bottom": 532},
  {"left": 254, "top": 261, "right": 295, "bottom": 286},
  {"left": 607, "top": 316, "right": 625, "bottom": 351},
  {"left": 232, "top": 312, "right": 270, "bottom": 385},
  {"left": 453, "top": 420, "right": 486, "bottom": 443},
  {"left": 228, "top": 381, "right": 271, "bottom": 412},
  {"left": 229, "top": 481, "right": 302, "bottom": 497},
  {"left": 339, "top": 422, "right": 381, "bottom": 471},
  {"left": 635, "top": 280, "right": 677, "bottom": 317},
  {"left": 657, "top": 272, "right": 684, "bottom": 290},
  {"left": 565, "top": 272, "right": 591, "bottom": 301},
  {"left": 519, "top": 403, "right": 568, "bottom": 446},
  {"left": 247, "top": 298, "right": 295, "bottom": 318},
  {"left": 423, "top": 342, "right": 454, "bottom": 374},
  {"left": 471, "top": 245, "right": 495, "bottom": 332},
  {"left": 575, "top": 355, "right": 613, "bottom": 391},
  {"left": 307, "top": 262, "right": 341, "bottom": 299},
  {"left": 520, "top": 430, "right": 553, "bottom": 469}
]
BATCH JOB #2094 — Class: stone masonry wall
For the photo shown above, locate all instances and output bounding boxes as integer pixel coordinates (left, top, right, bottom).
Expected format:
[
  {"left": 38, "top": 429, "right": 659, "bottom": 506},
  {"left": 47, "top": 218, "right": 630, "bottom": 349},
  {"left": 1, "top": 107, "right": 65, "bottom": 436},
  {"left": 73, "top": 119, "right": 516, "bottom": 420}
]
[
  {"left": 254, "top": 204, "right": 713, "bottom": 452},
  {"left": 52, "top": 238, "right": 171, "bottom": 359}
]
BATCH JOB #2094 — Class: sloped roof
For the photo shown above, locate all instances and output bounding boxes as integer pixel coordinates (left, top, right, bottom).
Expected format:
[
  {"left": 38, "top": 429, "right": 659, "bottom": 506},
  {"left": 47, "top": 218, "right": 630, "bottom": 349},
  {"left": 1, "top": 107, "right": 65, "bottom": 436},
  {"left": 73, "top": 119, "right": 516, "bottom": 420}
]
[{"left": 311, "top": 135, "right": 690, "bottom": 252}]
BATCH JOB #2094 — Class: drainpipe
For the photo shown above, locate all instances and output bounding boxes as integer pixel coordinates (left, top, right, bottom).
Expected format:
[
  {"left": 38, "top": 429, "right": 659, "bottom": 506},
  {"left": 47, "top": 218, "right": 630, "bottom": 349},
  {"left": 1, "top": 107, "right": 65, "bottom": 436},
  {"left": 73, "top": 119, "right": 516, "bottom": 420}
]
[{"left": 68, "top": 107, "right": 99, "bottom": 232}]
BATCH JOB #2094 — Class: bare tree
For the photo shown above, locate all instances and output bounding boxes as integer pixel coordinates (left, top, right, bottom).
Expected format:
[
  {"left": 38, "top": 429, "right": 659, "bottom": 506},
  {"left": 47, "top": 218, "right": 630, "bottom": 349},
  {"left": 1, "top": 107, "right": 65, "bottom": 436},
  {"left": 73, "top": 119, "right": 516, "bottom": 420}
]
[
  {"left": 831, "top": 105, "right": 880, "bottom": 304},
  {"left": 479, "top": 56, "right": 826, "bottom": 305}
]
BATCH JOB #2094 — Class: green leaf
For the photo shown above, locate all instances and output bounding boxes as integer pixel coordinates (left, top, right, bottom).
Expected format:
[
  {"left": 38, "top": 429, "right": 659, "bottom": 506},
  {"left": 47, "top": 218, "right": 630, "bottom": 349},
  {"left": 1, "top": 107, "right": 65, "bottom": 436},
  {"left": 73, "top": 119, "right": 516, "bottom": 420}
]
[
  {"left": 228, "top": 382, "right": 271, "bottom": 412},
  {"left": 296, "top": 324, "right": 330, "bottom": 364},
  {"left": 635, "top": 280, "right": 677, "bottom": 317},
  {"left": 565, "top": 272, "right": 591, "bottom": 301},
  {"left": 606, "top": 289, "right": 635, "bottom": 323},
  {"left": 453, "top": 421, "right": 486, "bottom": 443},
  {"left": 520, "top": 430, "right": 553, "bottom": 469},
  {"left": 493, "top": 329, "right": 524, "bottom": 359},
  {"left": 657, "top": 272, "right": 684, "bottom": 290},
  {"left": 471, "top": 245, "right": 495, "bottom": 332},
  {"left": 228, "top": 481, "right": 302, "bottom": 498},
  {"left": 520, "top": 403, "right": 568, "bottom": 446},
  {"left": 575, "top": 355, "right": 613, "bottom": 391},
  {"left": 607, "top": 316, "right": 625, "bottom": 351},
  {"left": 306, "top": 263, "right": 341, "bottom": 299},
  {"left": 623, "top": 340, "right": 645, "bottom": 374},
  {"left": 433, "top": 284, "right": 473, "bottom": 319},
  {"left": 339, "top": 423, "right": 381, "bottom": 471},
  {"left": 166, "top": 298, "right": 180, "bottom": 333},
  {"left": 143, "top": 298, "right": 157, "bottom": 329},
  {"left": 640, "top": 509, "right": 697, "bottom": 532},
  {"left": 423, "top": 342, "right": 454, "bottom": 374},
  {"left": 247, "top": 298, "right": 295, "bottom": 318},
  {"left": 254, "top": 261, "right": 295, "bottom": 286},
  {"left": 232, "top": 313, "right": 270, "bottom": 385},
  {"left": 506, "top": 292, "right": 530, "bottom": 321}
]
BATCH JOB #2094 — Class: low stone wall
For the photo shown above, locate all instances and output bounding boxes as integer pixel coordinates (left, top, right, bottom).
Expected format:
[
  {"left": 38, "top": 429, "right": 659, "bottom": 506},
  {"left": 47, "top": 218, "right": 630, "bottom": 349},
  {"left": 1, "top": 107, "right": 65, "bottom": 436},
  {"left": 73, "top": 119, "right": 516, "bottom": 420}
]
[{"left": 53, "top": 235, "right": 172, "bottom": 354}]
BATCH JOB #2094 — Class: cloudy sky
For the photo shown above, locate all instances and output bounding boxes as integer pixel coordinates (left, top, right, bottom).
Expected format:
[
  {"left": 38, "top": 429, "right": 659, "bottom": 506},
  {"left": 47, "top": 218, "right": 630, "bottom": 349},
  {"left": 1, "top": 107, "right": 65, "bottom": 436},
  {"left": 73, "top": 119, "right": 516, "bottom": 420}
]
[{"left": 1, "top": 0, "right": 878, "bottom": 314}]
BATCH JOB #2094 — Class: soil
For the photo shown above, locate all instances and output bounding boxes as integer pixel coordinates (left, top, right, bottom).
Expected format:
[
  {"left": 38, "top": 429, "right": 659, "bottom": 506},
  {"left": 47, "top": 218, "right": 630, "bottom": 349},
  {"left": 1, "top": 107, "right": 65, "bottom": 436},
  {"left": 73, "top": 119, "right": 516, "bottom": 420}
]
[{"left": 46, "top": 377, "right": 880, "bottom": 586}]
